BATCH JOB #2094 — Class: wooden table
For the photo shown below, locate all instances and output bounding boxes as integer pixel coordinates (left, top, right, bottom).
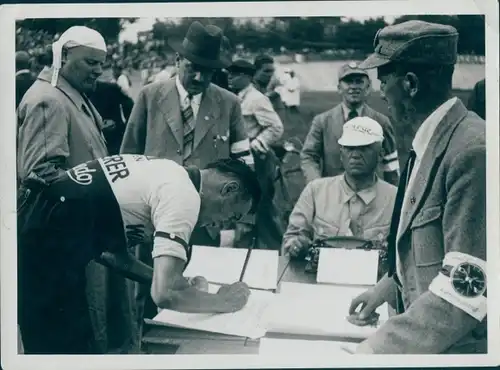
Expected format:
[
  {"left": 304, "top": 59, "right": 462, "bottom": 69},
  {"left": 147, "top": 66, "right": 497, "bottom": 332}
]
[{"left": 142, "top": 256, "right": 358, "bottom": 354}]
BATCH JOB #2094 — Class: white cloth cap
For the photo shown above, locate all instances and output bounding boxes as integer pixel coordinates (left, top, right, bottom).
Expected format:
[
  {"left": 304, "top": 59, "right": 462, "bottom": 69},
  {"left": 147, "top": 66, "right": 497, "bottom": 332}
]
[
  {"left": 338, "top": 116, "right": 384, "bottom": 146},
  {"left": 51, "top": 26, "right": 107, "bottom": 86}
]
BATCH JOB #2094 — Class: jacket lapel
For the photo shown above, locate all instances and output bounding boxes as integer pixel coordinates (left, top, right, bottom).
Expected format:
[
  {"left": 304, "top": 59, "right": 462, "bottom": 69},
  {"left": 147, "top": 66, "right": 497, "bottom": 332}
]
[
  {"left": 396, "top": 99, "right": 469, "bottom": 242},
  {"left": 159, "top": 79, "right": 184, "bottom": 146},
  {"left": 329, "top": 105, "right": 345, "bottom": 138},
  {"left": 192, "top": 84, "right": 221, "bottom": 151}
]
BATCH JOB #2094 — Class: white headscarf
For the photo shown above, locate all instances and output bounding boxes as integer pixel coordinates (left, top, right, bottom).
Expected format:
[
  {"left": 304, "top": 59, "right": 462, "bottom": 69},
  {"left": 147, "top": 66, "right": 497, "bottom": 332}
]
[{"left": 51, "top": 26, "right": 107, "bottom": 86}]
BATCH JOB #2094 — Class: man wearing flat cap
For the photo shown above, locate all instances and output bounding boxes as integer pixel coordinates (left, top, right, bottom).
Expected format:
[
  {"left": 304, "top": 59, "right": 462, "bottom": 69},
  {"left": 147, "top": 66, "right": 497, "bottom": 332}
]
[
  {"left": 301, "top": 61, "right": 400, "bottom": 187},
  {"left": 119, "top": 21, "right": 254, "bottom": 344},
  {"left": 227, "top": 59, "right": 285, "bottom": 249},
  {"left": 284, "top": 117, "right": 396, "bottom": 259},
  {"left": 18, "top": 26, "right": 136, "bottom": 354},
  {"left": 348, "top": 20, "right": 487, "bottom": 354}
]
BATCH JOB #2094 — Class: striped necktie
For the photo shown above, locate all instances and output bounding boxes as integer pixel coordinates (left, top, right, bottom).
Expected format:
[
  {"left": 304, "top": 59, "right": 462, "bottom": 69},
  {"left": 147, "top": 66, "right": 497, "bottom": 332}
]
[{"left": 181, "top": 96, "right": 195, "bottom": 160}]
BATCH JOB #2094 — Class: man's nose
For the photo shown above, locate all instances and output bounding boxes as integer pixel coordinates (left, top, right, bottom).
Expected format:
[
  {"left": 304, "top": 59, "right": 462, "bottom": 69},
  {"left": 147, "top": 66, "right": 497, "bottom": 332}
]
[{"left": 94, "top": 63, "right": 103, "bottom": 76}]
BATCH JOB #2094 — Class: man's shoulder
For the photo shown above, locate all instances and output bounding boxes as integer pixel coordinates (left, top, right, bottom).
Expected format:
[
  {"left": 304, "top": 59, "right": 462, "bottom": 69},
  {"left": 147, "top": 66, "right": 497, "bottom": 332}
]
[
  {"left": 313, "top": 104, "right": 342, "bottom": 123},
  {"left": 376, "top": 177, "right": 398, "bottom": 195},
  {"left": 140, "top": 77, "right": 176, "bottom": 97},
  {"left": 20, "top": 79, "right": 64, "bottom": 107},
  {"left": 447, "top": 111, "right": 486, "bottom": 154},
  {"left": 209, "top": 83, "right": 240, "bottom": 104}
]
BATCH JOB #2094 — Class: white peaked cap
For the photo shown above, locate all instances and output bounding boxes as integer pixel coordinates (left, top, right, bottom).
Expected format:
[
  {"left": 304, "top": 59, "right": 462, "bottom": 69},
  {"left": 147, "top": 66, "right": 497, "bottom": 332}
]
[
  {"left": 338, "top": 116, "right": 384, "bottom": 147},
  {"left": 51, "top": 26, "right": 107, "bottom": 86}
]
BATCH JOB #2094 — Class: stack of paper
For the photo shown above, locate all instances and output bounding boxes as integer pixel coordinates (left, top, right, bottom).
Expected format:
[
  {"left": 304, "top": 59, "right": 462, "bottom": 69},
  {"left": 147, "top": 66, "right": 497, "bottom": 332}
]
[
  {"left": 316, "top": 248, "right": 380, "bottom": 286},
  {"left": 259, "top": 338, "right": 357, "bottom": 355},
  {"left": 266, "top": 282, "right": 388, "bottom": 340},
  {"left": 183, "top": 246, "right": 279, "bottom": 290},
  {"left": 152, "top": 284, "right": 275, "bottom": 339}
]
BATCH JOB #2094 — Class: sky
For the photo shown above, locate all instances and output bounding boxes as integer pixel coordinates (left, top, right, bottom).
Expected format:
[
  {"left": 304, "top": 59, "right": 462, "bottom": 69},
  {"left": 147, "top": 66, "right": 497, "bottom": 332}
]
[{"left": 119, "top": 16, "right": 396, "bottom": 43}]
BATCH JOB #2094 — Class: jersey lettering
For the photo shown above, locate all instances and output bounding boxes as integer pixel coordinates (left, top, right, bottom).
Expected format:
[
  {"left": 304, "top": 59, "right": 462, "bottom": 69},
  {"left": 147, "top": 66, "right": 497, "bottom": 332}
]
[
  {"left": 126, "top": 224, "right": 145, "bottom": 246},
  {"left": 67, "top": 163, "right": 97, "bottom": 185},
  {"left": 102, "top": 155, "right": 130, "bottom": 183}
]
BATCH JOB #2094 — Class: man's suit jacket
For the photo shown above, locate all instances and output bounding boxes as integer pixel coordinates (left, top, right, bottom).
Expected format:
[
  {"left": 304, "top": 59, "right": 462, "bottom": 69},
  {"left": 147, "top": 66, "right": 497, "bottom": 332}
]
[
  {"left": 360, "top": 99, "right": 487, "bottom": 354},
  {"left": 17, "top": 67, "right": 136, "bottom": 354},
  {"left": 16, "top": 70, "right": 36, "bottom": 109},
  {"left": 120, "top": 77, "right": 248, "bottom": 169},
  {"left": 300, "top": 103, "right": 398, "bottom": 184}
]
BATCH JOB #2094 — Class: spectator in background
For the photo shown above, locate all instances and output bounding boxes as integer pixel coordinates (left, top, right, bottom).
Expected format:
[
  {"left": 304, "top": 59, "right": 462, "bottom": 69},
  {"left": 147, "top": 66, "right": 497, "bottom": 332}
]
[
  {"left": 87, "top": 80, "right": 134, "bottom": 155},
  {"left": 211, "top": 36, "right": 233, "bottom": 91},
  {"left": 113, "top": 62, "right": 132, "bottom": 97},
  {"left": 280, "top": 67, "right": 301, "bottom": 112},
  {"left": 16, "top": 51, "right": 36, "bottom": 109},
  {"left": 227, "top": 59, "right": 285, "bottom": 250},
  {"left": 467, "top": 78, "right": 485, "bottom": 120},
  {"left": 253, "top": 54, "right": 288, "bottom": 139},
  {"left": 301, "top": 62, "right": 400, "bottom": 186},
  {"left": 17, "top": 26, "right": 136, "bottom": 354}
]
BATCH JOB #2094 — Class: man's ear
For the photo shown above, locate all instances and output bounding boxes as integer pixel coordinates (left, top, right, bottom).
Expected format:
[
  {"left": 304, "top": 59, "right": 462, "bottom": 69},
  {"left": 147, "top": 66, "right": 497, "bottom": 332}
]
[
  {"left": 404, "top": 72, "right": 419, "bottom": 98},
  {"left": 220, "top": 180, "right": 240, "bottom": 197}
]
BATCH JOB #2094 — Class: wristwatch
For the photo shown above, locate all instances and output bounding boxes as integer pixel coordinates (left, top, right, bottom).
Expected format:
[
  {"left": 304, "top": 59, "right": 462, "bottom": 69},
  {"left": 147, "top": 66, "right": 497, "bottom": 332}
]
[{"left": 440, "top": 262, "right": 487, "bottom": 298}]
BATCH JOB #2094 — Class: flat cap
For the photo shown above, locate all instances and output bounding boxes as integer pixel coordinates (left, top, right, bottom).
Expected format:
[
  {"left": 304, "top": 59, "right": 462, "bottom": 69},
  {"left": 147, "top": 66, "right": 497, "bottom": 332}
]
[
  {"left": 338, "top": 61, "right": 369, "bottom": 81},
  {"left": 227, "top": 59, "right": 255, "bottom": 75},
  {"left": 359, "top": 20, "right": 459, "bottom": 69}
]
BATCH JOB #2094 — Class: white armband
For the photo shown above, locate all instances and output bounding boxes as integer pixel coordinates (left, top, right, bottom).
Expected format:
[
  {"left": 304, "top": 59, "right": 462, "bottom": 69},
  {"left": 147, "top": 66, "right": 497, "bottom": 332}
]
[{"left": 428, "top": 252, "right": 487, "bottom": 321}]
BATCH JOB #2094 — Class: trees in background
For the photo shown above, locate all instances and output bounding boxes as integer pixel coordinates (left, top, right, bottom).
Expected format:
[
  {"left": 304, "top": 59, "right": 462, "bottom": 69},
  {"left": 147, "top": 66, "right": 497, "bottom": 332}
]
[{"left": 16, "top": 15, "right": 485, "bottom": 56}]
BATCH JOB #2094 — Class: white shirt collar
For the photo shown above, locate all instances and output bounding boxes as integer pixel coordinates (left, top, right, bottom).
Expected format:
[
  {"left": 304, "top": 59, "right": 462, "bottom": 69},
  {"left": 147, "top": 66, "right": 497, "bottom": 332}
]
[
  {"left": 342, "top": 103, "right": 364, "bottom": 121},
  {"left": 412, "top": 97, "right": 457, "bottom": 157},
  {"left": 175, "top": 75, "right": 202, "bottom": 104}
]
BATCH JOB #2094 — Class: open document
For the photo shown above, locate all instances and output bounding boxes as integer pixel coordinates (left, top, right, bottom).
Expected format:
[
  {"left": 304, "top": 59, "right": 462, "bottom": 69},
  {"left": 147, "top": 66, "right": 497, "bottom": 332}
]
[
  {"left": 316, "top": 248, "right": 380, "bottom": 286},
  {"left": 152, "top": 284, "right": 276, "bottom": 339},
  {"left": 259, "top": 338, "right": 357, "bottom": 355},
  {"left": 183, "top": 246, "right": 279, "bottom": 290},
  {"left": 266, "top": 282, "right": 388, "bottom": 340}
]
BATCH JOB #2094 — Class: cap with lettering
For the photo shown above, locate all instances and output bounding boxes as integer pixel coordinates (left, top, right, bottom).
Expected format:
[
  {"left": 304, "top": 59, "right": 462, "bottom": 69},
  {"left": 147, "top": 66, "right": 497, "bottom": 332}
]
[
  {"left": 359, "top": 20, "right": 459, "bottom": 70},
  {"left": 338, "top": 61, "right": 369, "bottom": 81},
  {"left": 227, "top": 59, "right": 256, "bottom": 76},
  {"left": 338, "top": 116, "right": 384, "bottom": 147}
]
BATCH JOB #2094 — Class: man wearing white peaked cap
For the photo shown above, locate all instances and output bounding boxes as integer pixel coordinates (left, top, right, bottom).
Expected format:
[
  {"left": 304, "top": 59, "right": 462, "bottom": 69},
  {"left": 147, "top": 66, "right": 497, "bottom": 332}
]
[{"left": 18, "top": 26, "right": 137, "bottom": 354}]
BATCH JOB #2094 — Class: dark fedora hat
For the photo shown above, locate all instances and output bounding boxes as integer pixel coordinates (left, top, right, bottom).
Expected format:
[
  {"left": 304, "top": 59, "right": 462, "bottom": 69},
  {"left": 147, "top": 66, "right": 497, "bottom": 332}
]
[{"left": 168, "top": 21, "right": 230, "bottom": 69}]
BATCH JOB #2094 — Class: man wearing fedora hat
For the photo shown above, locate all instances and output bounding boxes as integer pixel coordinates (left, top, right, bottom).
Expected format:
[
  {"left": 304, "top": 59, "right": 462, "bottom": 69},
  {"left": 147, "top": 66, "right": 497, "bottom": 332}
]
[
  {"left": 348, "top": 20, "right": 487, "bottom": 354},
  {"left": 300, "top": 61, "right": 400, "bottom": 187},
  {"left": 119, "top": 21, "right": 254, "bottom": 343}
]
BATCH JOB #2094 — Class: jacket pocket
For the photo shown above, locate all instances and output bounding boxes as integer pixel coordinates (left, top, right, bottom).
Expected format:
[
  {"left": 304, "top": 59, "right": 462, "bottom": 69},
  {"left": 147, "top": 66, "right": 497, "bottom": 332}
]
[{"left": 410, "top": 205, "right": 445, "bottom": 290}]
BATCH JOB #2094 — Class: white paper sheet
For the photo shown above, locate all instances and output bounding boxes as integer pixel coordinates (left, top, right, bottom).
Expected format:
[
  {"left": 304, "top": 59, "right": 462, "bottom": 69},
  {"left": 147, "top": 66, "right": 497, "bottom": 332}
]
[
  {"left": 316, "top": 248, "right": 380, "bottom": 286},
  {"left": 183, "top": 246, "right": 279, "bottom": 290},
  {"left": 266, "top": 282, "right": 388, "bottom": 340},
  {"left": 259, "top": 338, "right": 357, "bottom": 355},
  {"left": 152, "top": 284, "right": 276, "bottom": 339}
]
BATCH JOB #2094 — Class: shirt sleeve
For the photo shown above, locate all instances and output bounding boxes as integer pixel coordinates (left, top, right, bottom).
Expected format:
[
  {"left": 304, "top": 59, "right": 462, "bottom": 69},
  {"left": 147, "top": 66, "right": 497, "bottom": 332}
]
[
  {"left": 150, "top": 181, "right": 201, "bottom": 261},
  {"left": 254, "top": 95, "right": 284, "bottom": 148},
  {"left": 281, "top": 181, "right": 316, "bottom": 251}
]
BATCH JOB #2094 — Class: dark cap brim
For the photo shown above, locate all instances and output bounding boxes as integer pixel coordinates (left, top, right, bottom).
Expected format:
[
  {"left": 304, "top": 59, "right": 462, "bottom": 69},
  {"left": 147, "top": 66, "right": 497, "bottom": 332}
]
[{"left": 358, "top": 53, "right": 392, "bottom": 70}]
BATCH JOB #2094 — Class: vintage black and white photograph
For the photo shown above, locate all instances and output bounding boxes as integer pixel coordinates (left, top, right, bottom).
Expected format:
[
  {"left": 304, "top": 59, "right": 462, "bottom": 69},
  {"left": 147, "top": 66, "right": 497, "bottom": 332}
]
[{"left": 2, "top": 1, "right": 499, "bottom": 369}]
